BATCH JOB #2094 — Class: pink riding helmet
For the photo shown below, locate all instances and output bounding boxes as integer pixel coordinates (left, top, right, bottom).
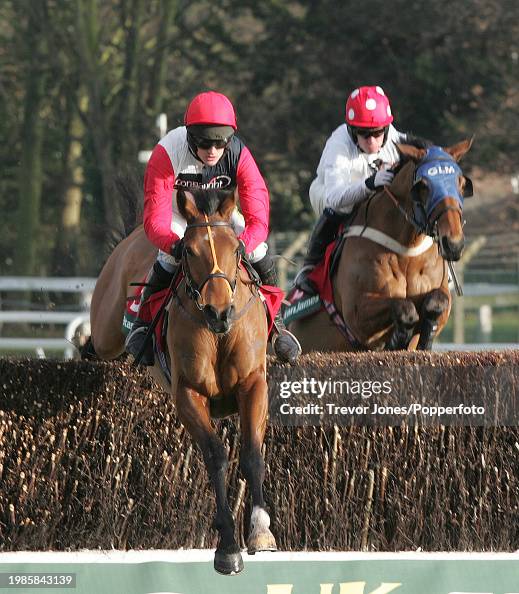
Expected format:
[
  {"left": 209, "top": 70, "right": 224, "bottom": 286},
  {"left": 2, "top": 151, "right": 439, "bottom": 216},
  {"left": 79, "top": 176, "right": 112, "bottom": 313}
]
[
  {"left": 184, "top": 91, "right": 237, "bottom": 129},
  {"left": 345, "top": 86, "right": 394, "bottom": 128}
]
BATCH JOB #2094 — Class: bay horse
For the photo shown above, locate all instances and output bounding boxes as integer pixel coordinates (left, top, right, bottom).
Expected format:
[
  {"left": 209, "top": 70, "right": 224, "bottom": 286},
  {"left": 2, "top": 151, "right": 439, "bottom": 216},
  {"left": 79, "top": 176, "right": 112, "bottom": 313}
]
[
  {"left": 89, "top": 186, "right": 276, "bottom": 575},
  {"left": 290, "top": 139, "right": 474, "bottom": 352}
]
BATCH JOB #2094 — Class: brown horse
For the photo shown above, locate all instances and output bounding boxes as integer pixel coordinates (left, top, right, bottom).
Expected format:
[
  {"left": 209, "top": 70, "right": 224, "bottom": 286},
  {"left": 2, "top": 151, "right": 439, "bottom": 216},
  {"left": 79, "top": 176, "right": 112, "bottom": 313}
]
[
  {"left": 89, "top": 186, "right": 276, "bottom": 575},
  {"left": 290, "top": 139, "right": 474, "bottom": 352}
]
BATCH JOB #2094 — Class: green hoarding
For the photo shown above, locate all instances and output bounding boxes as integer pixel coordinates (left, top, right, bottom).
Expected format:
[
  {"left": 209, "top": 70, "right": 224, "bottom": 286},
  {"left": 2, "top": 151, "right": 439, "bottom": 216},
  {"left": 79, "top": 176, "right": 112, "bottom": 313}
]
[{"left": 0, "top": 552, "right": 518, "bottom": 594}]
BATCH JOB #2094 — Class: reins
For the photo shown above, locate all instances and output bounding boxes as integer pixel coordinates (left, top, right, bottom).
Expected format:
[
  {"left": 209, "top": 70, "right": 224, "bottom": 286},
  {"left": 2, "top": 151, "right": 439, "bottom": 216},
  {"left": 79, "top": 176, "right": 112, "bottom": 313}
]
[{"left": 382, "top": 186, "right": 423, "bottom": 233}]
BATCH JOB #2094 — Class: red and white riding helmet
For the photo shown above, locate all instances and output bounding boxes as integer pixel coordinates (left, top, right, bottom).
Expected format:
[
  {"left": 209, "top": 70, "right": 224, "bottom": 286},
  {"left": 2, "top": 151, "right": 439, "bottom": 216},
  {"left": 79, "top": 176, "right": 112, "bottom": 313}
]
[
  {"left": 345, "top": 86, "right": 394, "bottom": 128},
  {"left": 184, "top": 91, "right": 237, "bottom": 129}
]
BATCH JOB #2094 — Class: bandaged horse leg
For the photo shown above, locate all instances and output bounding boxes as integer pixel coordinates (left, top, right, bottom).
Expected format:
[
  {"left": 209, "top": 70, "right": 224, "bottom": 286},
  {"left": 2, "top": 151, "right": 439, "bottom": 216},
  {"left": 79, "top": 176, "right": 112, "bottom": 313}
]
[
  {"left": 236, "top": 371, "right": 277, "bottom": 554},
  {"left": 386, "top": 299, "right": 419, "bottom": 350},
  {"left": 176, "top": 383, "right": 243, "bottom": 575},
  {"left": 417, "top": 289, "right": 450, "bottom": 350}
]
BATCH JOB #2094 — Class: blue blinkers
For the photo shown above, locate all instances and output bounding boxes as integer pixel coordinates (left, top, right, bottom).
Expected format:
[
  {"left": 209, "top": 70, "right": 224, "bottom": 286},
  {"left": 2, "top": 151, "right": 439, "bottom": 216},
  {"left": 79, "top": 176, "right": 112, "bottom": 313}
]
[{"left": 411, "top": 146, "right": 473, "bottom": 233}]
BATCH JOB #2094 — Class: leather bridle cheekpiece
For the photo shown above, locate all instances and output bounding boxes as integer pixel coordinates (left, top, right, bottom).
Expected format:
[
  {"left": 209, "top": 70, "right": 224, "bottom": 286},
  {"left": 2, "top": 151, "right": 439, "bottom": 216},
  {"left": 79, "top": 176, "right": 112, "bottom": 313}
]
[{"left": 181, "top": 215, "right": 240, "bottom": 310}]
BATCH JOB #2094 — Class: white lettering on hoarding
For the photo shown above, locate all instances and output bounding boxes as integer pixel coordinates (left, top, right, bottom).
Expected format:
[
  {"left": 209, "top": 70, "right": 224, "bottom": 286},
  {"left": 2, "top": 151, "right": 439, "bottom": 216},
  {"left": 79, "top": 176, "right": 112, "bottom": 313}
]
[{"left": 339, "top": 583, "right": 401, "bottom": 594}]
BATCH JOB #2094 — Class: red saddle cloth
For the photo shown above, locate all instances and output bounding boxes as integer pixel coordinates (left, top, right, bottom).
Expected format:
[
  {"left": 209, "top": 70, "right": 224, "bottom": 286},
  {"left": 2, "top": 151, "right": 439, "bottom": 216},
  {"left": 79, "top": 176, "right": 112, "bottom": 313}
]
[
  {"left": 306, "top": 241, "right": 336, "bottom": 304},
  {"left": 285, "top": 239, "right": 335, "bottom": 308}
]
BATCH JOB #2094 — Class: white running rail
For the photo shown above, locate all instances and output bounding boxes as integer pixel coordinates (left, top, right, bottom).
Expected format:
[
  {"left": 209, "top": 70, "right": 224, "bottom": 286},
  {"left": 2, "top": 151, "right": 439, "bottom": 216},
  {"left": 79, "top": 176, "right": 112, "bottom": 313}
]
[{"left": 0, "top": 277, "right": 96, "bottom": 359}]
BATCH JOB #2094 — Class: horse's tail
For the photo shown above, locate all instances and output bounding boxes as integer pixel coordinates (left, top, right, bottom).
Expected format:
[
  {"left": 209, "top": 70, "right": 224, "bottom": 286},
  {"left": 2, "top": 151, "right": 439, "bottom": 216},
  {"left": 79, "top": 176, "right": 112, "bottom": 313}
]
[{"left": 105, "top": 170, "right": 144, "bottom": 255}]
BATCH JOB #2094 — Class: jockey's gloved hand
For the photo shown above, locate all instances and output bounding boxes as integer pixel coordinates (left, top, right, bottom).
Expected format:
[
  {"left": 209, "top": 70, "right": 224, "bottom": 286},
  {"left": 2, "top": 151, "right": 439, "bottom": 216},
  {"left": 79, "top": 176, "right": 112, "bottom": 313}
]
[
  {"left": 170, "top": 238, "right": 184, "bottom": 262},
  {"left": 365, "top": 169, "right": 394, "bottom": 191}
]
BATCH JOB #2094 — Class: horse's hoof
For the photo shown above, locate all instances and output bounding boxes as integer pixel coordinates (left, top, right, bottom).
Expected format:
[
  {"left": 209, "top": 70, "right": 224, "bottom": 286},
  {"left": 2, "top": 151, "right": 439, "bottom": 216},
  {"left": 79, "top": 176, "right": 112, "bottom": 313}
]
[
  {"left": 214, "top": 550, "right": 244, "bottom": 575},
  {"left": 247, "top": 528, "right": 277, "bottom": 554}
]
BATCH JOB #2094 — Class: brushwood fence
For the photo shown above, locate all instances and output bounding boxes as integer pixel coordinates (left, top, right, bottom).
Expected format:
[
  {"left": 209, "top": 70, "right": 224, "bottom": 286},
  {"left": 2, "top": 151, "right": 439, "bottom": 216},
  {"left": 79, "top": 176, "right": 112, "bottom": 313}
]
[{"left": 0, "top": 351, "right": 517, "bottom": 552}]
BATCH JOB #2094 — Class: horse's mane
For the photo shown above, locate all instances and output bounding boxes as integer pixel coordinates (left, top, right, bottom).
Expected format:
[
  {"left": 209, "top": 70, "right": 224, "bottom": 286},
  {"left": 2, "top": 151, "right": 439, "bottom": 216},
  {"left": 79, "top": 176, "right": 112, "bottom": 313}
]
[
  {"left": 393, "top": 134, "right": 434, "bottom": 174},
  {"left": 188, "top": 187, "right": 236, "bottom": 217},
  {"left": 403, "top": 134, "right": 433, "bottom": 150}
]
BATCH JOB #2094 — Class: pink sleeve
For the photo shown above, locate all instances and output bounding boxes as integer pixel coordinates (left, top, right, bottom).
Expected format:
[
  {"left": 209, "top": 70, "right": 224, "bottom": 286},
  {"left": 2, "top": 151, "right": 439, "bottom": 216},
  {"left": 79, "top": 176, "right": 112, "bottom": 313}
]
[
  {"left": 236, "top": 146, "right": 270, "bottom": 253},
  {"left": 143, "top": 144, "right": 180, "bottom": 254}
]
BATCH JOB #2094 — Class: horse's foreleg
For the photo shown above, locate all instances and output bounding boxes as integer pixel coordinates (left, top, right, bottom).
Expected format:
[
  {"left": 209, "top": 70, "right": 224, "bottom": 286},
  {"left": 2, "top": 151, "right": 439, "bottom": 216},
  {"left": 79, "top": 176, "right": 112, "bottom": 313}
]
[
  {"left": 386, "top": 299, "right": 419, "bottom": 350},
  {"left": 176, "top": 383, "right": 243, "bottom": 575},
  {"left": 417, "top": 289, "right": 450, "bottom": 350},
  {"left": 236, "top": 371, "right": 277, "bottom": 555}
]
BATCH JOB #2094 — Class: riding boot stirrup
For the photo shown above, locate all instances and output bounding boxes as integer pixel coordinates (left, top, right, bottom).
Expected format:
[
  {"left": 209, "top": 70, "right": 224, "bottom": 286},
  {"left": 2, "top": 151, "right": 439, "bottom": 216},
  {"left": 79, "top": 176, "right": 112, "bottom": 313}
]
[
  {"left": 294, "top": 207, "right": 346, "bottom": 293},
  {"left": 125, "top": 262, "right": 175, "bottom": 366},
  {"left": 272, "top": 312, "right": 302, "bottom": 364},
  {"left": 252, "top": 255, "right": 302, "bottom": 364}
]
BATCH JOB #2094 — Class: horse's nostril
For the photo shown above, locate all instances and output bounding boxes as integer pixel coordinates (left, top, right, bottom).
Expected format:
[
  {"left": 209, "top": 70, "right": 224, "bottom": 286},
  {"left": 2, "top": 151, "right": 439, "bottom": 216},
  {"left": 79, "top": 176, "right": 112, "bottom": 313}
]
[
  {"left": 203, "top": 305, "right": 218, "bottom": 321},
  {"left": 203, "top": 305, "right": 235, "bottom": 335},
  {"left": 441, "top": 236, "right": 464, "bottom": 261}
]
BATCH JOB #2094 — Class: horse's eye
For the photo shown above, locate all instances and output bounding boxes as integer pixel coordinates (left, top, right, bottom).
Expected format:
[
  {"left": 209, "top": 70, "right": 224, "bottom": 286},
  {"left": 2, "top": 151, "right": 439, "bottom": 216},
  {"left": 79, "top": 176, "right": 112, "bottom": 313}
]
[{"left": 185, "top": 246, "right": 194, "bottom": 257}]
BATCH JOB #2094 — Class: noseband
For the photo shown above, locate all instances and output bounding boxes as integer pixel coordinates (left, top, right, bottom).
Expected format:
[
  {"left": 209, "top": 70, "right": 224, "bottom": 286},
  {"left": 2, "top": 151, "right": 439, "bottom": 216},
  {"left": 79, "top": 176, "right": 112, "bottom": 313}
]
[{"left": 182, "top": 216, "right": 240, "bottom": 310}]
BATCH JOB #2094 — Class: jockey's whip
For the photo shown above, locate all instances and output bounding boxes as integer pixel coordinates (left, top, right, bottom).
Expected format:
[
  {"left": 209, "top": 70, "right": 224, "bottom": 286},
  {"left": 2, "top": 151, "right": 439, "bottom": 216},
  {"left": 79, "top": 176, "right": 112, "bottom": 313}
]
[{"left": 131, "top": 265, "right": 183, "bottom": 368}]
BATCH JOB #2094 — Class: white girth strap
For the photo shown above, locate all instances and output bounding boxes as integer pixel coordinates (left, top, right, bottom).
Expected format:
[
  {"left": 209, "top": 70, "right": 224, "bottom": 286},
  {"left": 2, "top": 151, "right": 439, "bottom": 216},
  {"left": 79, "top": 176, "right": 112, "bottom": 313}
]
[{"left": 343, "top": 225, "right": 434, "bottom": 257}]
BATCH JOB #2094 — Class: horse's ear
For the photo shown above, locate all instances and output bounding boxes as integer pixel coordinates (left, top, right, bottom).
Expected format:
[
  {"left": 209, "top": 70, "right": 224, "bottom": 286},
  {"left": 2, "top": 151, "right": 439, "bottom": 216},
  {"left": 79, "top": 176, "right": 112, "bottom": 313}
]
[
  {"left": 445, "top": 137, "right": 474, "bottom": 162},
  {"left": 218, "top": 187, "right": 237, "bottom": 221},
  {"left": 396, "top": 143, "right": 427, "bottom": 162},
  {"left": 177, "top": 189, "right": 199, "bottom": 223}
]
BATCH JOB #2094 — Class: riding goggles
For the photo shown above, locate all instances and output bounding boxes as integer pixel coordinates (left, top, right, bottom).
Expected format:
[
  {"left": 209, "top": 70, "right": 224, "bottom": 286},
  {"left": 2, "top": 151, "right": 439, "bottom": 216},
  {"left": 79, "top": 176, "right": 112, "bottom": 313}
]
[
  {"left": 191, "top": 135, "right": 232, "bottom": 150},
  {"left": 353, "top": 127, "right": 386, "bottom": 139}
]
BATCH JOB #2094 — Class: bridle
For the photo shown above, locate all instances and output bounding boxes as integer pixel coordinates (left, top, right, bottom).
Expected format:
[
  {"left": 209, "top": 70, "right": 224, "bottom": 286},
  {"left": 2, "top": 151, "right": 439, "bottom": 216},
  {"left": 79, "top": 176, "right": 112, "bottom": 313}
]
[
  {"left": 380, "top": 149, "right": 468, "bottom": 241},
  {"left": 377, "top": 148, "right": 471, "bottom": 296},
  {"left": 181, "top": 216, "right": 240, "bottom": 311}
]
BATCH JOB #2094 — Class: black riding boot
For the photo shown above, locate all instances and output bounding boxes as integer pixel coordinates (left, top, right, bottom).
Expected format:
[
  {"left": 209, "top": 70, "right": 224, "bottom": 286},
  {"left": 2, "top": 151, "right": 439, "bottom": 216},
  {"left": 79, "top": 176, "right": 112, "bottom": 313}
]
[
  {"left": 253, "top": 254, "right": 302, "bottom": 364},
  {"left": 125, "top": 260, "right": 175, "bottom": 365},
  {"left": 294, "top": 207, "right": 346, "bottom": 293}
]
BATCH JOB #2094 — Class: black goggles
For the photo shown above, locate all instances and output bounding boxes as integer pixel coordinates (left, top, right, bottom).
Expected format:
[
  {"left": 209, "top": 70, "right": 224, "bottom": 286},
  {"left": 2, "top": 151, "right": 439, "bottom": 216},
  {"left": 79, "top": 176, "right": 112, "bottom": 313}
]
[
  {"left": 192, "top": 136, "right": 231, "bottom": 150},
  {"left": 354, "top": 127, "right": 386, "bottom": 139}
]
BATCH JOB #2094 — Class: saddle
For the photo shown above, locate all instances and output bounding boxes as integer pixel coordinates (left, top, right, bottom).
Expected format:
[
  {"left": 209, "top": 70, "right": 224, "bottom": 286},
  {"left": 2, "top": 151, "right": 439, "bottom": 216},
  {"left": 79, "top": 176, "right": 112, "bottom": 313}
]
[{"left": 123, "top": 269, "right": 284, "bottom": 383}]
